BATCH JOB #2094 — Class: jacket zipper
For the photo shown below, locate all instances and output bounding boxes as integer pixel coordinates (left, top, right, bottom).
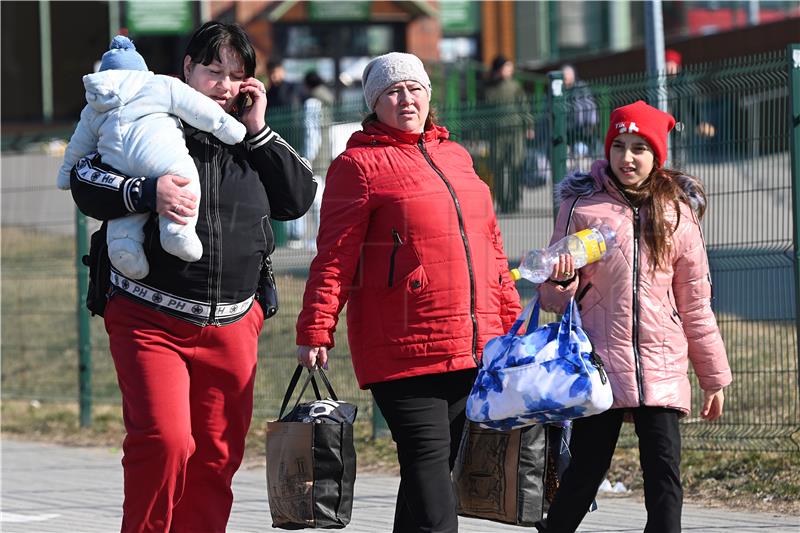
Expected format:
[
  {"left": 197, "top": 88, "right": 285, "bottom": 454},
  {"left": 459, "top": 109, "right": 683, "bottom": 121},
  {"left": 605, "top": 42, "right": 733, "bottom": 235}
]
[
  {"left": 206, "top": 138, "right": 222, "bottom": 326},
  {"left": 608, "top": 180, "right": 645, "bottom": 405},
  {"left": 631, "top": 206, "right": 645, "bottom": 404},
  {"left": 417, "top": 136, "right": 479, "bottom": 366},
  {"left": 388, "top": 229, "right": 402, "bottom": 287},
  {"left": 590, "top": 351, "right": 608, "bottom": 385}
]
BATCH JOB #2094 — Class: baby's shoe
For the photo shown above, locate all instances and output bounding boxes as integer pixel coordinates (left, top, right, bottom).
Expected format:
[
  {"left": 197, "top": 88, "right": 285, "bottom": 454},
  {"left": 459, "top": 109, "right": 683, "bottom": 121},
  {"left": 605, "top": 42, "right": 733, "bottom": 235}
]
[
  {"left": 108, "top": 239, "right": 150, "bottom": 280},
  {"left": 161, "top": 231, "right": 203, "bottom": 263}
]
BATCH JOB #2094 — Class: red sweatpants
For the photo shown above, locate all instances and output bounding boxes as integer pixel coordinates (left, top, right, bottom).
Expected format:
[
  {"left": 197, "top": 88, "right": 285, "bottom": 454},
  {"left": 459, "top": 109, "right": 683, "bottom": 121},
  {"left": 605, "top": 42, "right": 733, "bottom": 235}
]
[{"left": 104, "top": 295, "right": 264, "bottom": 533}]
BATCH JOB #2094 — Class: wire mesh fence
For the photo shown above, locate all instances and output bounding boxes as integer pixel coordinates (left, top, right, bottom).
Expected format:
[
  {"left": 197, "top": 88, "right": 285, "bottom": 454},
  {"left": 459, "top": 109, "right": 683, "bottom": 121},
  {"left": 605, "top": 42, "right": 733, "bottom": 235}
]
[
  {"left": 1, "top": 48, "right": 797, "bottom": 451},
  {"left": 572, "top": 50, "right": 799, "bottom": 451}
]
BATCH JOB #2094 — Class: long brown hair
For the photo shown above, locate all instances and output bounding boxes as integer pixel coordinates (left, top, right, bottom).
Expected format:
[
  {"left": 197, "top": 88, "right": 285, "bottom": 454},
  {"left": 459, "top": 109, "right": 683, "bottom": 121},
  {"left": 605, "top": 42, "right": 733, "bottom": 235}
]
[{"left": 614, "top": 166, "right": 706, "bottom": 272}]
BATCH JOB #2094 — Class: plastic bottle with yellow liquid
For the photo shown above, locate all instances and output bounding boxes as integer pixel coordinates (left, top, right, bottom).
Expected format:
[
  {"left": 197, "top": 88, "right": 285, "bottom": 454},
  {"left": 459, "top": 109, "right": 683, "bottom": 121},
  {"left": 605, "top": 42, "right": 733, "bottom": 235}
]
[{"left": 510, "top": 224, "right": 617, "bottom": 283}]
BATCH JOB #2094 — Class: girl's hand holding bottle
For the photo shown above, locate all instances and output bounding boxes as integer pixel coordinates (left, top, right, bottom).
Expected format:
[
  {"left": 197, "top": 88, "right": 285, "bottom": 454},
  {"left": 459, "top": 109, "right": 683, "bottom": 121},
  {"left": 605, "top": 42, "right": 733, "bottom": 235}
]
[
  {"left": 550, "top": 253, "right": 576, "bottom": 283},
  {"left": 511, "top": 223, "right": 617, "bottom": 284}
]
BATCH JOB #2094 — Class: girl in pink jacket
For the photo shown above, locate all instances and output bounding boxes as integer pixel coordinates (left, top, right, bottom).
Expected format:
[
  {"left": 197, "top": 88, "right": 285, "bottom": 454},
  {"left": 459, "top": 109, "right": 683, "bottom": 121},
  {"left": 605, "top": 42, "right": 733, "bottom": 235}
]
[{"left": 535, "top": 101, "right": 732, "bottom": 533}]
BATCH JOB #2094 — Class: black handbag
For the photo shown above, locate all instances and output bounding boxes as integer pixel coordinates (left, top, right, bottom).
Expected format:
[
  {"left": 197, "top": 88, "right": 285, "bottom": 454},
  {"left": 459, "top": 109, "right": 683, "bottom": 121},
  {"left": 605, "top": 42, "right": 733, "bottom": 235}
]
[
  {"left": 453, "top": 422, "right": 595, "bottom": 527},
  {"left": 453, "top": 421, "right": 552, "bottom": 526},
  {"left": 81, "top": 222, "right": 112, "bottom": 317},
  {"left": 256, "top": 255, "right": 279, "bottom": 320},
  {"left": 266, "top": 365, "right": 357, "bottom": 529}
]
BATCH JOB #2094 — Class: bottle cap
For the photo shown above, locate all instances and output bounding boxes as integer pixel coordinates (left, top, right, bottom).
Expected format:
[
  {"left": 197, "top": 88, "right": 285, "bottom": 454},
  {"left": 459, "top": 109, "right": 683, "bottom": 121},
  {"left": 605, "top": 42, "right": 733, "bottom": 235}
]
[{"left": 510, "top": 268, "right": 521, "bottom": 281}]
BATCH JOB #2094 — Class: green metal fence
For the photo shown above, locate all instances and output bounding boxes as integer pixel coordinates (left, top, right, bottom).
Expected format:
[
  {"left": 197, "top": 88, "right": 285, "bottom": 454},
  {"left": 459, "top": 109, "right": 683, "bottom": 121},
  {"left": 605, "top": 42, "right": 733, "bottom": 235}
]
[{"left": 1, "top": 47, "right": 798, "bottom": 451}]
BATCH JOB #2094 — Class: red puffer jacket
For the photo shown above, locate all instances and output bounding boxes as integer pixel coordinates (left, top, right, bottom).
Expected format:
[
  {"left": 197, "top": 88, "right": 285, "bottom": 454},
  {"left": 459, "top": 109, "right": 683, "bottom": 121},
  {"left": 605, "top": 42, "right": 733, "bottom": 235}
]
[{"left": 296, "top": 121, "right": 521, "bottom": 388}]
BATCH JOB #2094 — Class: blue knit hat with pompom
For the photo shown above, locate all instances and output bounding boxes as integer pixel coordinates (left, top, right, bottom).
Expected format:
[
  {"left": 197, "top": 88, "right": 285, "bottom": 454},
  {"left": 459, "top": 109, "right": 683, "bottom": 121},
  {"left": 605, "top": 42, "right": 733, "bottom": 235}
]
[{"left": 99, "top": 35, "right": 148, "bottom": 72}]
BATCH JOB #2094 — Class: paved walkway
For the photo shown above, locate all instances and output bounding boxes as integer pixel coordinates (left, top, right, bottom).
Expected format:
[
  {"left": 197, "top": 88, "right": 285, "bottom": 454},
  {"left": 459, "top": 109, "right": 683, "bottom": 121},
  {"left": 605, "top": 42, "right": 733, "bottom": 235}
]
[{"left": 2, "top": 440, "right": 798, "bottom": 532}]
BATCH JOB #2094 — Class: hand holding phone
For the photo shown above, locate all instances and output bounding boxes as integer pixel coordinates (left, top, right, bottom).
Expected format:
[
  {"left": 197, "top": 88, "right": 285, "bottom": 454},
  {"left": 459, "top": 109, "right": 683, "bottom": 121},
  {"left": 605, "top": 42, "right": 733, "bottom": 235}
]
[
  {"left": 236, "top": 78, "right": 267, "bottom": 134},
  {"left": 234, "top": 93, "right": 251, "bottom": 119}
]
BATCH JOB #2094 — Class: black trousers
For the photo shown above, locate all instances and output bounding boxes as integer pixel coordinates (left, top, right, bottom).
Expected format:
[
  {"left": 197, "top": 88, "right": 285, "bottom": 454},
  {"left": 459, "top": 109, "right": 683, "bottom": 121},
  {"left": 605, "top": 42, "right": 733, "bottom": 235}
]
[
  {"left": 538, "top": 407, "right": 683, "bottom": 533},
  {"left": 370, "top": 368, "right": 478, "bottom": 533}
]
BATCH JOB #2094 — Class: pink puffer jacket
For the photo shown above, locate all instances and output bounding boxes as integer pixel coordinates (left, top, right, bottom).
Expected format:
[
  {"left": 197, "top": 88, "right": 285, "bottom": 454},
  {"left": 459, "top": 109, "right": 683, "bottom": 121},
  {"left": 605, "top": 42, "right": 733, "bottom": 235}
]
[{"left": 538, "top": 160, "right": 731, "bottom": 415}]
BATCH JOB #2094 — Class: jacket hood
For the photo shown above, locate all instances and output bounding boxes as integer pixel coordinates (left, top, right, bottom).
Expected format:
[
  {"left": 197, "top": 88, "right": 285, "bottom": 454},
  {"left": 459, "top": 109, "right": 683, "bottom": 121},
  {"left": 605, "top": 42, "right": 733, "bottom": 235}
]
[
  {"left": 556, "top": 159, "right": 706, "bottom": 215},
  {"left": 346, "top": 121, "right": 450, "bottom": 149},
  {"left": 82, "top": 70, "right": 154, "bottom": 113}
]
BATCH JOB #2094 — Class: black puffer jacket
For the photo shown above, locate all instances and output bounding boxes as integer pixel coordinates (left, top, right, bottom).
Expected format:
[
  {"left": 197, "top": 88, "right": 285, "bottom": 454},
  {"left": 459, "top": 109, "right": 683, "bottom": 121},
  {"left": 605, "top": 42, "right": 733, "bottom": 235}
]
[{"left": 71, "top": 124, "right": 316, "bottom": 325}]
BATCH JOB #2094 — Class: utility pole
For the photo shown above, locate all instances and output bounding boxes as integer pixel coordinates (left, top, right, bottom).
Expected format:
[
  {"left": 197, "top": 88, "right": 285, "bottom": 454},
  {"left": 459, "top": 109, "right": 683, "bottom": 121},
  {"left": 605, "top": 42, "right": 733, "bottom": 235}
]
[
  {"left": 643, "top": 0, "right": 667, "bottom": 112},
  {"left": 747, "top": 0, "right": 760, "bottom": 26},
  {"left": 38, "top": 0, "right": 53, "bottom": 123},
  {"left": 109, "top": 0, "right": 121, "bottom": 38}
]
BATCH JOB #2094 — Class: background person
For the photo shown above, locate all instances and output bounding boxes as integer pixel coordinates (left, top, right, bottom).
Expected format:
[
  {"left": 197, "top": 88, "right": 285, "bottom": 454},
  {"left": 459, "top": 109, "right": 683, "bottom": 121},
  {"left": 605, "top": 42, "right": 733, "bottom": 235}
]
[
  {"left": 286, "top": 70, "right": 335, "bottom": 250},
  {"left": 265, "top": 57, "right": 301, "bottom": 110},
  {"left": 665, "top": 48, "right": 683, "bottom": 76},
  {"left": 69, "top": 21, "right": 316, "bottom": 533},
  {"left": 663, "top": 48, "right": 722, "bottom": 167},
  {"left": 535, "top": 101, "right": 732, "bottom": 533},
  {"left": 295, "top": 52, "right": 521, "bottom": 533},
  {"left": 302, "top": 70, "right": 335, "bottom": 177},
  {"left": 561, "top": 64, "right": 598, "bottom": 166},
  {"left": 484, "top": 54, "right": 531, "bottom": 213}
]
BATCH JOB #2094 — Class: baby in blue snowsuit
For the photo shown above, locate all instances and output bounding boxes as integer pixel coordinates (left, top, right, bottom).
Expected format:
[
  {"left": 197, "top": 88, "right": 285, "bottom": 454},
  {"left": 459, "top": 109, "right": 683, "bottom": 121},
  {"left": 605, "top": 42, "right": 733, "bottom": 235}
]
[{"left": 57, "top": 36, "right": 245, "bottom": 279}]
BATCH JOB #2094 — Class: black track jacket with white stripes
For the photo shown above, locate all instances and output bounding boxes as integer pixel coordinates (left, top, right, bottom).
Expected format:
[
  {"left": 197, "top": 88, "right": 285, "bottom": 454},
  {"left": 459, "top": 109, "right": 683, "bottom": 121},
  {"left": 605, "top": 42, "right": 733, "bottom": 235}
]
[{"left": 70, "top": 124, "right": 316, "bottom": 325}]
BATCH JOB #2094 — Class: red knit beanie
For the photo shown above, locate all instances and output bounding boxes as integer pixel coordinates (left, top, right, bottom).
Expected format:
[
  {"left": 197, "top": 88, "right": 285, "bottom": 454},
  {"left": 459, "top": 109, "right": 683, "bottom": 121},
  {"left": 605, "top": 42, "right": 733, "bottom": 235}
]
[{"left": 604, "top": 100, "right": 676, "bottom": 167}]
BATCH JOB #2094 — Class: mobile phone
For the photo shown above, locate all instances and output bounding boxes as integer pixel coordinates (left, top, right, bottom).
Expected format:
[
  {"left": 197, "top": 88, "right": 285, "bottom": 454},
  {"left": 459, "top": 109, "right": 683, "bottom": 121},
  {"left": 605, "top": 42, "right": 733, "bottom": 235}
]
[{"left": 234, "top": 93, "right": 250, "bottom": 118}]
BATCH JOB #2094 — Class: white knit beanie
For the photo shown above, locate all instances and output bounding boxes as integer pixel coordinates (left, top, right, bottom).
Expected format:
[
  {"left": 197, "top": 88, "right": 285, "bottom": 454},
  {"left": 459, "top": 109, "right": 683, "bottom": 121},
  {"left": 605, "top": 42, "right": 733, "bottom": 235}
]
[{"left": 362, "top": 52, "right": 432, "bottom": 111}]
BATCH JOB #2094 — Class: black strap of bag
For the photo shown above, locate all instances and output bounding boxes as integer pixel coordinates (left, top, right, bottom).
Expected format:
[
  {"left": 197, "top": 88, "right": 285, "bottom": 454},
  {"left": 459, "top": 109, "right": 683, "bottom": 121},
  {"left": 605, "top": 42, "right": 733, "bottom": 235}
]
[{"left": 278, "top": 364, "right": 339, "bottom": 420}]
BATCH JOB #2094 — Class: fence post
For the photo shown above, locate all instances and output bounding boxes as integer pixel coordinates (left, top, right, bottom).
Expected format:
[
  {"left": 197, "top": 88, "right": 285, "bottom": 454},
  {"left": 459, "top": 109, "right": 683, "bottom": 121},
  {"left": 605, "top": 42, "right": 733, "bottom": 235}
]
[
  {"left": 75, "top": 209, "right": 92, "bottom": 427},
  {"left": 548, "top": 70, "right": 567, "bottom": 219},
  {"left": 789, "top": 44, "right": 800, "bottom": 381},
  {"left": 446, "top": 65, "right": 460, "bottom": 108},
  {"left": 465, "top": 61, "right": 478, "bottom": 105}
]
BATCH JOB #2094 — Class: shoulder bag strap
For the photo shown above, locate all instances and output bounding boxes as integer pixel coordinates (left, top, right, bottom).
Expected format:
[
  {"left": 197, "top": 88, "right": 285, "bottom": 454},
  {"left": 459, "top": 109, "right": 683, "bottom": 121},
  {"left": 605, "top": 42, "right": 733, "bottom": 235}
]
[
  {"left": 557, "top": 297, "right": 579, "bottom": 358},
  {"left": 509, "top": 292, "right": 541, "bottom": 336}
]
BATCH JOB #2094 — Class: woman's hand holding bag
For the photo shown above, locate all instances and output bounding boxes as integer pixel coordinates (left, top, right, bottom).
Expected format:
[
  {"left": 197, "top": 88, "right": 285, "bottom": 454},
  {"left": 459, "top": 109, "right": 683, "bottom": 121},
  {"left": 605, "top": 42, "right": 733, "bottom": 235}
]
[
  {"left": 466, "top": 293, "right": 613, "bottom": 431},
  {"left": 266, "top": 365, "right": 357, "bottom": 529}
]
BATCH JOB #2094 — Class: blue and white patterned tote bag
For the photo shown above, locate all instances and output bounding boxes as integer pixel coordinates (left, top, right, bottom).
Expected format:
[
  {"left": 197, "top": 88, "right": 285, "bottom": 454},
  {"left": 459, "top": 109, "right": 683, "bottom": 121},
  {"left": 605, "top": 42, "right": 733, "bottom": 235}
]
[{"left": 466, "top": 293, "right": 613, "bottom": 431}]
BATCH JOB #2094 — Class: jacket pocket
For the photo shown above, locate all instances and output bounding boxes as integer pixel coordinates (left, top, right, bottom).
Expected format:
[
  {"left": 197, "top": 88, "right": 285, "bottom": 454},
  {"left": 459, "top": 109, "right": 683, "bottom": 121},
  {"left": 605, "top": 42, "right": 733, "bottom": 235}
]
[
  {"left": 667, "top": 290, "right": 682, "bottom": 327},
  {"left": 386, "top": 229, "right": 427, "bottom": 293},
  {"left": 380, "top": 261, "right": 432, "bottom": 344},
  {"left": 576, "top": 282, "right": 601, "bottom": 314},
  {"left": 575, "top": 283, "right": 609, "bottom": 370},
  {"left": 388, "top": 229, "right": 403, "bottom": 287}
]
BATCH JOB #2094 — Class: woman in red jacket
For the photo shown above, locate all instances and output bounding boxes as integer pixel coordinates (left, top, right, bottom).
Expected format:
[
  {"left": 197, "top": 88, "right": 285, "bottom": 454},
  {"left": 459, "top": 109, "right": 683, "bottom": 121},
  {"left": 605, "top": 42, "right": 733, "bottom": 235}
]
[{"left": 296, "top": 52, "right": 521, "bottom": 532}]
